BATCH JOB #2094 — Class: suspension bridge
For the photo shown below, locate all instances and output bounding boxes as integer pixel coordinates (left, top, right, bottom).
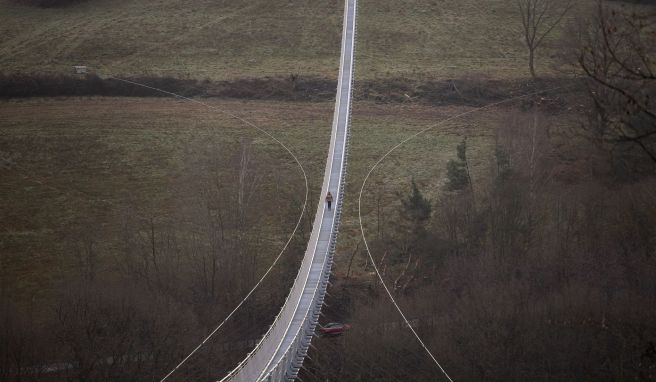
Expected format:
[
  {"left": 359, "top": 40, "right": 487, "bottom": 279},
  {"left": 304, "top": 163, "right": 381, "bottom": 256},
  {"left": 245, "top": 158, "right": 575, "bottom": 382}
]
[{"left": 218, "top": 0, "right": 356, "bottom": 380}]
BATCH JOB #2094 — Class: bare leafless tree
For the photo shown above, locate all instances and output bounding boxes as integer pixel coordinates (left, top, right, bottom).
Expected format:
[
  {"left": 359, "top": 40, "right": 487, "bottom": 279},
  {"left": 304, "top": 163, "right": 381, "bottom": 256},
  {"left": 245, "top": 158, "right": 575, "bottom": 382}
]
[
  {"left": 517, "top": 0, "right": 573, "bottom": 78},
  {"left": 578, "top": 1, "right": 656, "bottom": 163},
  {"left": 236, "top": 139, "right": 262, "bottom": 232}
]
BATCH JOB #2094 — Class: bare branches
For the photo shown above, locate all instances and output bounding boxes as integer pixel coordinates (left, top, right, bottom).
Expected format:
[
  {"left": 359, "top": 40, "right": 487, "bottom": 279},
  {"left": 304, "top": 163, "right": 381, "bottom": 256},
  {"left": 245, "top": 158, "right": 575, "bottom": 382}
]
[
  {"left": 517, "top": 0, "right": 574, "bottom": 77},
  {"left": 578, "top": 1, "right": 656, "bottom": 163}
]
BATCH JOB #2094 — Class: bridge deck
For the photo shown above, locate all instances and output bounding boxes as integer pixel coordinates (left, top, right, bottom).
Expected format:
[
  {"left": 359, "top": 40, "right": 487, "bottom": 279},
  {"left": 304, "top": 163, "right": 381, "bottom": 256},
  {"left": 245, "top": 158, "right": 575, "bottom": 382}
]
[{"left": 220, "top": 0, "right": 356, "bottom": 380}]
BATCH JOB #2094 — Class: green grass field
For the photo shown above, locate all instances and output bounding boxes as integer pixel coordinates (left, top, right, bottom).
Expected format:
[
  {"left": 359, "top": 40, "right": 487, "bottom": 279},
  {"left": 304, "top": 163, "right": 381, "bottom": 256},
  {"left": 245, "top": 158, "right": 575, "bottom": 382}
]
[{"left": 0, "top": 0, "right": 584, "bottom": 80}]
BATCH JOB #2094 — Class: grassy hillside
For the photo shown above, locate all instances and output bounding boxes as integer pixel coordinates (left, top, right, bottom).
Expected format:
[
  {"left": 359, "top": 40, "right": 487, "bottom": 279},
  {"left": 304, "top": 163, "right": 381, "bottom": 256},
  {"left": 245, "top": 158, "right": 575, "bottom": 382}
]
[
  {"left": 357, "top": 0, "right": 584, "bottom": 80},
  {"left": 0, "top": 0, "right": 343, "bottom": 79},
  {"left": 0, "top": 0, "right": 582, "bottom": 80},
  {"left": 0, "top": 98, "right": 332, "bottom": 302},
  {"left": 0, "top": 96, "right": 513, "bottom": 303}
]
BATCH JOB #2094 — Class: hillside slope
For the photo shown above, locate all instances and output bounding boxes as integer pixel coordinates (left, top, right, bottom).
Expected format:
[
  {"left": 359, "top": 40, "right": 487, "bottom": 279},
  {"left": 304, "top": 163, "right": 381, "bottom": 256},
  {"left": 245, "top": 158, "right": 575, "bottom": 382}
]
[{"left": 0, "top": 0, "right": 581, "bottom": 80}]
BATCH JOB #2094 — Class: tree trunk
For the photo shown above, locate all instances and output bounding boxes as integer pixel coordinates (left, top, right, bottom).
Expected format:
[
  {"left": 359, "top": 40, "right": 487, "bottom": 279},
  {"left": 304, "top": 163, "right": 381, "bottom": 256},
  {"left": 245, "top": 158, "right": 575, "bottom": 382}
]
[{"left": 346, "top": 239, "right": 361, "bottom": 280}]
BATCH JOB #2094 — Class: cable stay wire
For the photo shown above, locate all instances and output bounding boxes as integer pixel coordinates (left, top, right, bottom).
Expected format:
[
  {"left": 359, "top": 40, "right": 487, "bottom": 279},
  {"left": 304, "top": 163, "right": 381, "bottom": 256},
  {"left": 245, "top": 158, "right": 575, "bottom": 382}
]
[
  {"left": 98, "top": 77, "right": 310, "bottom": 382},
  {"left": 43, "top": 8, "right": 310, "bottom": 380},
  {"left": 358, "top": 84, "right": 575, "bottom": 382},
  {"left": 3, "top": 74, "right": 311, "bottom": 379},
  {"left": 2, "top": 6, "right": 311, "bottom": 382}
]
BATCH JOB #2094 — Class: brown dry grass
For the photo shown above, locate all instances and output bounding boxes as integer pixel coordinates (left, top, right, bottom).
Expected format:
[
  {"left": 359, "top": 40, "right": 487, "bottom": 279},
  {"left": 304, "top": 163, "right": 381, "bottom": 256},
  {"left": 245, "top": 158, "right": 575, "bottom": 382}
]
[
  {"left": 0, "top": 97, "right": 334, "bottom": 304},
  {"left": 335, "top": 98, "right": 584, "bottom": 276},
  {"left": 0, "top": 0, "right": 342, "bottom": 79},
  {"left": 0, "top": 0, "right": 590, "bottom": 81},
  {"left": 1, "top": 96, "right": 577, "bottom": 302}
]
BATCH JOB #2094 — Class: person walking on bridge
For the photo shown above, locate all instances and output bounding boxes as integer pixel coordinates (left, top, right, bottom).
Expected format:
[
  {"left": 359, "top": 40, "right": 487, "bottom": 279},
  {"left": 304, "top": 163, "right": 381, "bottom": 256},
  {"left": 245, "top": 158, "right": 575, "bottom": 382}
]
[{"left": 326, "top": 192, "right": 334, "bottom": 210}]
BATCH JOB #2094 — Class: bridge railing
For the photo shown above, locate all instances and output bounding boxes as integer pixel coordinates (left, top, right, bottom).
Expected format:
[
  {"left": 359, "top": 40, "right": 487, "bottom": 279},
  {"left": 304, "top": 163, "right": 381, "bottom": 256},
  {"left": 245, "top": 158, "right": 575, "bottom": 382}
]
[{"left": 218, "top": 0, "right": 355, "bottom": 380}]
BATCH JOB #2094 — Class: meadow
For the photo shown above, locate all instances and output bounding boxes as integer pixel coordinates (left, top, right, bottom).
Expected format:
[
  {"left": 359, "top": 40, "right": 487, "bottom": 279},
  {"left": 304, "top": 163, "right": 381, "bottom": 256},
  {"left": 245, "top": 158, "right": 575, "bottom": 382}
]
[
  {"left": 0, "top": 98, "right": 331, "bottom": 302},
  {"left": 0, "top": 0, "right": 582, "bottom": 80}
]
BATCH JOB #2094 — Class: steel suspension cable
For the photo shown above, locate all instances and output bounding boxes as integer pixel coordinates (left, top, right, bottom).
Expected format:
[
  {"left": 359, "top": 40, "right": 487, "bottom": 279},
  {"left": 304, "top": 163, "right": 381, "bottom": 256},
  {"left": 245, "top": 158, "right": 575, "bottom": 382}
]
[
  {"left": 3, "top": 5, "right": 313, "bottom": 381},
  {"left": 357, "top": 84, "right": 574, "bottom": 382},
  {"left": 98, "top": 77, "right": 310, "bottom": 382}
]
